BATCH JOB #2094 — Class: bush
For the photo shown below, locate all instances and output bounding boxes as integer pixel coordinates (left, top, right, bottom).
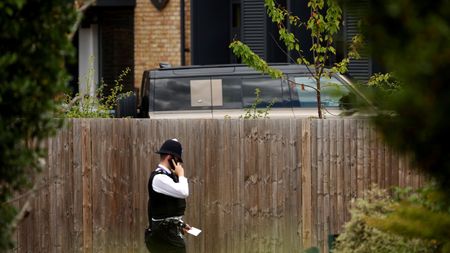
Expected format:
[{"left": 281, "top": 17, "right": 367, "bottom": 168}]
[
  {"left": 239, "top": 88, "right": 275, "bottom": 119},
  {"left": 61, "top": 66, "right": 132, "bottom": 118},
  {"left": 334, "top": 187, "right": 435, "bottom": 253}
]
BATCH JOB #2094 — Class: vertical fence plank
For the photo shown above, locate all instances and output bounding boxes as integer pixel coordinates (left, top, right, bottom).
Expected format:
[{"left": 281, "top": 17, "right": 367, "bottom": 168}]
[
  {"left": 130, "top": 119, "right": 141, "bottom": 253},
  {"left": 49, "top": 126, "right": 59, "bottom": 253},
  {"left": 72, "top": 119, "right": 83, "bottom": 253},
  {"left": 343, "top": 119, "right": 352, "bottom": 222},
  {"left": 81, "top": 120, "right": 93, "bottom": 253},
  {"left": 392, "top": 149, "right": 400, "bottom": 189},
  {"left": 42, "top": 137, "right": 52, "bottom": 253},
  {"left": 370, "top": 124, "right": 378, "bottom": 188},
  {"left": 184, "top": 119, "right": 203, "bottom": 253},
  {"left": 329, "top": 119, "right": 337, "bottom": 236},
  {"left": 310, "top": 119, "right": 318, "bottom": 250},
  {"left": 378, "top": 130, "right": 386, "bottom": 188},
  {"left": 363, "top": 119, "right": 370, "bottom": 193},
  {"left": 316, "top": 119, "right": 324, "bottom": 253},
  {"left": 322, "top": 119, "right": 330, "bottom": 251},
  {"left": 301, "top": 119, "right": 312, "bottom": 249},
  {"left": 62, "top": 125, "right": 74, "bottom": 253},
  {"left": 91, "top": 119, "right": 104, "bottom": 253},
  {"left": 350, "top": 119, "right": 358, "bottom": 203},
  {"left": 356, "top": 120, "right": 364, "bottom": 197},
  {"left": 336, "top": 119, "right": 345, "bottom": 233},
  {"left": 138, "top": 119, "right": 152, "bottom": 253},
  {"left": 283, "top": 119, "right": 301, "bottom": 252}
]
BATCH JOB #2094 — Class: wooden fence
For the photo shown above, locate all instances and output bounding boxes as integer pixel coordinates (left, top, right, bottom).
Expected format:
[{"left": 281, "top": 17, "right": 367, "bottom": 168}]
[{"left": 10, "top": 118, "right": 424, "bottom": 253}]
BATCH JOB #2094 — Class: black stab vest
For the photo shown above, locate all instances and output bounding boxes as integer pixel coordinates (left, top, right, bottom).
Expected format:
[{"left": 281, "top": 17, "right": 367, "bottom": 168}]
[{"left": 147, "top": 169, "right": 186, "bottom": 223}]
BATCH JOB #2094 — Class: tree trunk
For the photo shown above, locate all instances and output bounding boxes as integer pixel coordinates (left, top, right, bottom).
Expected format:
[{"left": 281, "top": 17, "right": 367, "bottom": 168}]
[{"left": 316, "top": 77, "right": 322, "bottom": 119}]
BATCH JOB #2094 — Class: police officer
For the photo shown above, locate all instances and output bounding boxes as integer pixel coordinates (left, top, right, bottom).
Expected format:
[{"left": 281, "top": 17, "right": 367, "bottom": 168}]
[{"left": 145, "top": 138, "right": 190, "bottom": 253}]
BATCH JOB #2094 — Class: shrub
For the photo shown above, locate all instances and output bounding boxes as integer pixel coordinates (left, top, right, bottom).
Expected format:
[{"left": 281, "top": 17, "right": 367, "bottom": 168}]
[
  {"left": 62, "top": 66, "right": 132, "bottom": 118},
  {"left": 240, "top": 88, "right": 275, "bottom": 119},
  {"left": 333, "top": 186, "right": 435, "bottom": 253}
]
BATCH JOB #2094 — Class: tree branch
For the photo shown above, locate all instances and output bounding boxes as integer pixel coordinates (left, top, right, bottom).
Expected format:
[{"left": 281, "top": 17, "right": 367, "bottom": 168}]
[
  {"left": 69, "top": 0, "right": 95, "bottom": 41},
  {"left": 269, "top": 33, "right": 316, "bottom": 78}
]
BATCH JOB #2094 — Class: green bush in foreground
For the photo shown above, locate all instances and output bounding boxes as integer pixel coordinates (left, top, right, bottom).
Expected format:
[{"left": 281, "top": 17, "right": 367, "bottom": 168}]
[{"left": 334, "top": 187, "right": 435, "bottom": 253}]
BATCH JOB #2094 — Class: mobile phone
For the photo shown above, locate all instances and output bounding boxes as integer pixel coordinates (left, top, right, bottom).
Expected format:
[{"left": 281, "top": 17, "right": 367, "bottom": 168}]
[{"left": 169, "top": 158, "right": 176, "bottom": 171}]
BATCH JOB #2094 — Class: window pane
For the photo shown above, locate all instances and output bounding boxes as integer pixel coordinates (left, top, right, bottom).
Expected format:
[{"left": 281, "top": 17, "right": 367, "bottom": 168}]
[
  {"left": 321, "top": 77, "right": 349, "bottom": 107},
  {"left": 218, "top": 77, "right": 242, "bottom": 109},
  {"left": 242, "top": 77, "right": 286, "bottom": 108},
  {"left": 154, "top": 78, "right": 211, "bottom": 111},
  {"left": 292, "top": 76, "right": 317, "bottom": 107},
  {"left": 291, "top": 76, "right": 346, "bottom": 108}
]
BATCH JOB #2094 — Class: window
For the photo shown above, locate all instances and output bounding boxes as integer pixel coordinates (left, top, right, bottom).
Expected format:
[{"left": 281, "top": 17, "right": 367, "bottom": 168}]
[
  {"left": 219, "top": 77, "right": 243, "bottom": 109},
  {"left": 290, "top": 76, "right": 347, "bottom": 108},
  {"left": 154, "top": 78, "right": 211, "bottom": 111},
  {"left": 242, "top": 77, "right": 289, "bottom": 108},
  {"left": 153, "top": 78, "right": 232, "bottom": 111}
]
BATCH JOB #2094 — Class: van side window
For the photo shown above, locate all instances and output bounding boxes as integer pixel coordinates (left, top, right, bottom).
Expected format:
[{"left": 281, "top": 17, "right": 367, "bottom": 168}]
[
  {"left": 290, "top": 76, "right": 346, "bottom": 107},
  {"left": 219, "top": 77, "right": 243, "bottom": 109},
  {"left": 242, "top": 77, "right": 289, "bottom": 108},
  {"left": 154, "top": 78, "right": 211, "bottom": 111}
]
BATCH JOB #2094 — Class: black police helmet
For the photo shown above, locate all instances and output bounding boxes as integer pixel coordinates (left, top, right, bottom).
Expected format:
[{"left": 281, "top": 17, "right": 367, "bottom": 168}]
[{"left": 155, "top": 138, "right": 183, "bottom": 163}]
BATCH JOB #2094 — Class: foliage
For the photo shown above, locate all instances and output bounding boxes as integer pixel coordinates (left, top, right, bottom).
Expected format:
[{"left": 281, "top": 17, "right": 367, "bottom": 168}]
[
  {"left": 367, "top": 184, "right": 450, "bottom": 252},
  {"left": 240, "top": 88, "right": 276, "bottom": 119},
  {"left": 0, "top": 0, "right": 76, "bottom": 251},
  {"left": 366, "top": 73, "right": 400, "bottom": 92},
  {"left": 349, "top": 0, "right": 450, "bottom": 199},
  {"left": 334, "top": 186, "right": 436, "bottom": 253},
  {"left": 230, "top": 0, "right": 353, "bottom": 118},
  {"left": 62, "top": 66, "right": 132, "bottom": 118},
  {"left": 340, "top": 0, "right": 450, "bottom": 251},
  {"left": 339, "top": 72, "right": 400, "bottom": 114}
]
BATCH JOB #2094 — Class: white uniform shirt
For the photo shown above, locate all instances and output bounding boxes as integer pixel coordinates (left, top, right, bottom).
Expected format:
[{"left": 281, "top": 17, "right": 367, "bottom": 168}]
[{"left": 152, "top": 164, "right": 189, "bottom": 199}]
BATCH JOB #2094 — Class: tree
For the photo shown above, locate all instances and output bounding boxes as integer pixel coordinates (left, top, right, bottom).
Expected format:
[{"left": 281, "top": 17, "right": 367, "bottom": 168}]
[
  {"left": 230, "top": 0, "right": 355, "bottom": 119},
  {"left": 0, "top": 0, "right": 76, "bottom": 251}
]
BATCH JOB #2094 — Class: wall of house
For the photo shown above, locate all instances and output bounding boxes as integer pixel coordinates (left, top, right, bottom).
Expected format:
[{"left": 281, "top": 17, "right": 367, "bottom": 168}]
[{"left": 134, "top": 0, "right": 191, "bottom": 90}]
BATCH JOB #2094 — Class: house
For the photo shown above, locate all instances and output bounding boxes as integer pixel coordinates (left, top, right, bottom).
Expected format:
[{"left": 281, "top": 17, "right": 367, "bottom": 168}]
[{"left": 70, "top": 0, "right": 377, "bottom": 97}]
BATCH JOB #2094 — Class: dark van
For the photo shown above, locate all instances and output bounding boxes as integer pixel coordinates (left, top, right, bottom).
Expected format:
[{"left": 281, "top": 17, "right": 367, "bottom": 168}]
[{"left": 136, "top": 64, "right": 353, "bottom": 119}]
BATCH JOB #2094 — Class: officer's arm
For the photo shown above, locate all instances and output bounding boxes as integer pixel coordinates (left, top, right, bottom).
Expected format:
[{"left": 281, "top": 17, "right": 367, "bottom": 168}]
[{"left": 152, "top": 174, "right": 189, "bottom": 198}]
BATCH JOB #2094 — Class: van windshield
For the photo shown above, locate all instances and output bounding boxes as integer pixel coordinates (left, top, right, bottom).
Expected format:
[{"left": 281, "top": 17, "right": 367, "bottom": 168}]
[{"left": 290, "top": 76, "right": 348, "bottom": 108}]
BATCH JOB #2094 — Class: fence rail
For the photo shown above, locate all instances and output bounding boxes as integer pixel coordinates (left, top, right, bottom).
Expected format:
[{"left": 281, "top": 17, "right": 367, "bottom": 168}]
[{"left": 11, "top": 118, "right": 423, "bottom": 253}]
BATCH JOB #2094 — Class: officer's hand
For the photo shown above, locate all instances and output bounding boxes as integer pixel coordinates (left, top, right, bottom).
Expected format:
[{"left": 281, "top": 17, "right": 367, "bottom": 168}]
[
  {"left": 171, "top": 159, "right": 184, "bottom": 177},
  {"left": 182, "top": 224, "right": 191, "bottom": 235}
]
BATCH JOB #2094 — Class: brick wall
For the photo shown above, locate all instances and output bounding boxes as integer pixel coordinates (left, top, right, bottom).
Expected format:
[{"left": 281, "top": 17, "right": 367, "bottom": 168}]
[{"left": 134, "top": 0, "right": 191, "bottom": 89}]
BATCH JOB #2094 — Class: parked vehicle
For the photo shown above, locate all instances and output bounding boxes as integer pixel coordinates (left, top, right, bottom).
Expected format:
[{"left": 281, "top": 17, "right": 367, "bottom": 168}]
[{"left": 134, "top": 63, "right": 354, "bottom": 119}]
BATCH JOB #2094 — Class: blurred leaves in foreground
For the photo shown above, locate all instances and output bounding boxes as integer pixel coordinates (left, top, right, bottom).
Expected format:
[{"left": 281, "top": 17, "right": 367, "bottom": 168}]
[{"left": 0, "top": 0, "right": 76, "bottom": 251}]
